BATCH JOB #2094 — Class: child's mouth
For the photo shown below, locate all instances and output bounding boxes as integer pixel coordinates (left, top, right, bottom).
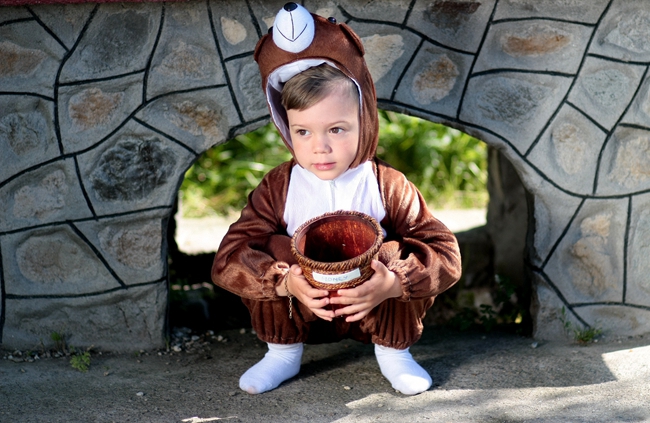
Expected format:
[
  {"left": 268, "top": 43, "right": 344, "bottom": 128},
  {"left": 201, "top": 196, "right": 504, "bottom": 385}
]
[{"left": 313, "top": 163, "right": 335, "bottom": 171}]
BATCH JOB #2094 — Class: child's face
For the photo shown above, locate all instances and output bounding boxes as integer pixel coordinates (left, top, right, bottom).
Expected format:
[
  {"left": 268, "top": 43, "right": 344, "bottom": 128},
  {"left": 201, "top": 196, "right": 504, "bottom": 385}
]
[{"left": 287, "top": 86, "right": 359, "bottom": 180}]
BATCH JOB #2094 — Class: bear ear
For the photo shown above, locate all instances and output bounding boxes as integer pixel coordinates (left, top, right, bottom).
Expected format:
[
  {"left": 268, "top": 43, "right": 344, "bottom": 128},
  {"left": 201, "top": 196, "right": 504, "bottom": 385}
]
[
  {"left": 253, "top": 33, "right": 268, "bottom": 62},
  {"left": 339, "top": 22, "right": 365, "bottom": 56},
  {"left": 272, "top": 3, "right": 315, "bottom": 53}
]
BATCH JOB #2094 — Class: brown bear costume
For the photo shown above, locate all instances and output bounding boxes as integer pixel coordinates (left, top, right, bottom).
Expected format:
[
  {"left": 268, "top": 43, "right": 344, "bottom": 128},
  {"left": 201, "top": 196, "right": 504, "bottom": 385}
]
[{"left": 211, "top": 3, "right": 461, "bottom": 350}]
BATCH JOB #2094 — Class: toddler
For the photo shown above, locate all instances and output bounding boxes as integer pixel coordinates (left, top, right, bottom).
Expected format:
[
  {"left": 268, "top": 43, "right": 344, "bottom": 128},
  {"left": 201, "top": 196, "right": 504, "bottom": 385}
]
[{"left": 211, "top": 3, "right": 461, "bottom": 396}]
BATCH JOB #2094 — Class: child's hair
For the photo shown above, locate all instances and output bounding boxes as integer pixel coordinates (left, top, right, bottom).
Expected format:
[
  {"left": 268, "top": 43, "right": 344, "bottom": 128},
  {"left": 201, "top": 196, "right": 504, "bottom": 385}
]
[{"left": 281, "top": 63, "right": 359, "bottom": 111}]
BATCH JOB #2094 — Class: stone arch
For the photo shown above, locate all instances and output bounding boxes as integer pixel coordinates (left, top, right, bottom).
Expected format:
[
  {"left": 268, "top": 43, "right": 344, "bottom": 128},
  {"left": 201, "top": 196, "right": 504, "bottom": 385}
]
[{"left": 1, "top": 0, "right": 649, "bottom": 350}]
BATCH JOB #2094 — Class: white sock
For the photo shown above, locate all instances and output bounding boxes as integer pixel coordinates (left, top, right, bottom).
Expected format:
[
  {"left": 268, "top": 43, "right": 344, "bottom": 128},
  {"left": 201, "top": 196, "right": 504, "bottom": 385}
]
[
  {"left": 374, "top": 344, "right": 432, "bottom": 395},
  {"left": 239, "top": 343, "right": 303, "bottom": 394}
]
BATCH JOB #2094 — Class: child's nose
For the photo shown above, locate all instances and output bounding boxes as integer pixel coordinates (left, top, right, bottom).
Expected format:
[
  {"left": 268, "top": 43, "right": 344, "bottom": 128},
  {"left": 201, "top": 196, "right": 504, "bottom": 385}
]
[{"left": 312, "top": 135, "right": 331, "bottom": 153}]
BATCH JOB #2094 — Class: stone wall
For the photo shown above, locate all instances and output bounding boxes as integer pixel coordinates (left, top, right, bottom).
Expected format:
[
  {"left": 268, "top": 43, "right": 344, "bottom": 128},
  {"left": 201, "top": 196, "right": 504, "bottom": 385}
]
[{"left": 1, "top": 0, "right": 649, "bottom": 351}]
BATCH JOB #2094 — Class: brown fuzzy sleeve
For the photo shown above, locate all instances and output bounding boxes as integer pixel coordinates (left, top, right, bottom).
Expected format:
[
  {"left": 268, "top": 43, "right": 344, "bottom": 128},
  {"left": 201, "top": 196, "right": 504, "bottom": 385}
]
[
  {"left": 375, "top": 159, "right": 462, "bottom": 301},
  {"left": 211, "top": 161, "right": 296, "bottom": 300}
]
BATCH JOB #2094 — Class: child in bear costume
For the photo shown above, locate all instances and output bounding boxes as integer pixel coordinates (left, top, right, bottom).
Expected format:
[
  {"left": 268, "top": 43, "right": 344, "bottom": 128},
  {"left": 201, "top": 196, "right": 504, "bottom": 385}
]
[{"left": 211, "top": 3, "right": 461, "bottom": 396}]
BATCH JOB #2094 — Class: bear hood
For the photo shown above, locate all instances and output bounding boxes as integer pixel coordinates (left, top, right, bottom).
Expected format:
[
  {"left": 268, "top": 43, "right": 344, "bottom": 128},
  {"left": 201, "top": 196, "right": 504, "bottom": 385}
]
[{"left": 253, "top": 3, "right": 379, "bottom": 169}]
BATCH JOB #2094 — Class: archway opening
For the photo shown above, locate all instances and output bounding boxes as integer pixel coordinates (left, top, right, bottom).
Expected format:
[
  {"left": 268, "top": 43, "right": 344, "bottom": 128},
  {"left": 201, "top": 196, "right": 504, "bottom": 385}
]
[{"left": 167, "top": 111, "right": 531, "bottom": 335}]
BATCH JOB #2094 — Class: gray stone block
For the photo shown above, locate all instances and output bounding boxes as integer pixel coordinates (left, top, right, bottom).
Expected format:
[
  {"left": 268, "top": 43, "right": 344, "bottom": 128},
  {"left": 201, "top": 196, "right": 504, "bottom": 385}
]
[
  {"left": 473, "top": 20, "right": 592, "bottom": 74},
  {"left": 136, "top": 87, "right": 240, "bottom": 153},
  {"left": 627, "top": 193, "right": 650, "bottom": 307},
  {"left": 526, "top": 178, "right": 583, "bottom": 266},
  {"left": 530, "top": 273, "right": 573, "bottom": 341},
  {"left": 2, "top": 225, "right": 122, "bottom": 297},
  {"left": 460, "top": 72, "right": 572, "bottom": 154},
  {"left": 486, "top": 148, "right": 528, "bottom": 291},
  {"left": 86, "top": 135, "right": 178, "bottom": 203},
  {"left": 0, "top": 95, "right": 58, "bottom": 182},
  {"left": 394, "top": 42, "right": 473, "bottom": 118},
  {"left": 0, "top": 7, "right": 31, "bottom": 22},
  {"left": 303, "top": 1, "right": 346, "bottom": 25},
  {"left": 544, "top": 198, "right": 627, "bottom": 304},
  {"left": 621, "top": 76, "right": 650, "bottom": 128},
  {"left": 74, "top": 210, "right": 168, "bottom": 286},
  {"left": 595, "top": 126, "right": 650, "bottom": 196},
  {"left": 590, "top": 1, "right": 650, "bottom": 63},
  {"left": 225, "top": 58, "right": 269, "bottom": 122},
  {"left": 2, "top": 282, "right": 166, "bottom": 352},
  {"left": 0, "top": 159, "right": 93, "bottom": 233},
  {"left": 0, "top": 19, "right": 66, "bottom": 97},
  {"left": 226, "top": 117, "right": 271, "bottom": 141},
  {"left": 527, "top": 104, "right": 607, "bottom": 196},
  {"left": 59, "top": 3, "right": 161, "bottom": 83},
  {"left": 573, "top": 304, "right": 650, "bottom": 337},
  {"left": 30, "top": 3, "right": 96, "bottom": 50},
  {"left": 209, "top": 0, "right": 262, "bottom": 59},
  {"left": 567, "top": 57, "right": 645, "bottom": 131},
  {"left": 247, "top": 0, "right": 288, "bottom": 35},
  {"left": 58, "top": 74, "right": 144, "bottom": 153},
  {"left": 395, "top": 43, "right": 474, "bottom": 118},
  {"left": 73, "top": 122, "right": 195, "bottom": 216},
  {"left": 75, "top": 121, "right": 194, "bottom": 216},
  {"left": 340, "top": 0, "right": 411, "bottom": 24},
  {"left": 493, "top": 0, "right": 608, "bottom": 24},
  {"left": 147, "top": 2, "right": 225, "bottom": 100},
  {"left": 350, "top": 22, "right": 421, "bottom": 101},
  {"left": 407, "top": 0, "right": 496, "bottom": 54}
]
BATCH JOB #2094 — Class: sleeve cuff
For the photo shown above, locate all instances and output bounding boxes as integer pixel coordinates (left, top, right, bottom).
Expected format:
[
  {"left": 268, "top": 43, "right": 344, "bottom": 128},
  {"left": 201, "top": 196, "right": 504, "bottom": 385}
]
[
  {"left": 388, "top": 262, "right": 411, "bottom": 302},
  {"left": 262, "top": 262, "right": 291, "bottom": 299}
]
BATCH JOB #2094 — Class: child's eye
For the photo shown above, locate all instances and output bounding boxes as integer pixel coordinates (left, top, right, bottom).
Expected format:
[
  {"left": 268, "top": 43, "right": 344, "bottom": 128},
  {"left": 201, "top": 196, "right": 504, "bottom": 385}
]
[
  {"left": 330, "top": 127, "right": 344, "bottom": 134},
  {"left": 296, "top": 129, "right": 309, "bottom": 136}
]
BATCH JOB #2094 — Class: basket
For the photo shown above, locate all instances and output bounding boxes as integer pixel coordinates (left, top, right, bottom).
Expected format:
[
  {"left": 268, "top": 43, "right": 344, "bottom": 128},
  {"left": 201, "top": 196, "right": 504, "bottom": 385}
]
[{"left": 290, "top": 210, "right": 384, "bottom": 290}]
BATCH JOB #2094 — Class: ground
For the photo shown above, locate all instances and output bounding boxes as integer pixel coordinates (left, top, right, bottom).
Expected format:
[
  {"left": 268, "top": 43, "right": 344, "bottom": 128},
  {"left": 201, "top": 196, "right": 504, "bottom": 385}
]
[{"left": 1, "top": 327, "right": 649, "bottom": 422}]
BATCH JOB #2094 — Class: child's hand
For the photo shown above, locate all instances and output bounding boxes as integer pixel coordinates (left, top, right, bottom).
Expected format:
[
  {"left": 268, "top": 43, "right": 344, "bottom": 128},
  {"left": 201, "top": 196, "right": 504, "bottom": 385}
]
[
  {"left": 329, "top": 260, "right": 402, "bottom": 322},
  {"left": 285, "top": 265, "right": 336, "bottom": 321}
]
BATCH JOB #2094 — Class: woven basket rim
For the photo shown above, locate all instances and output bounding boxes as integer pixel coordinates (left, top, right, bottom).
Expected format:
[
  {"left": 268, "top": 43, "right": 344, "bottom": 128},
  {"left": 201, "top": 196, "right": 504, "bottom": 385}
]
[{"left": 290, "top": 210, "right": 383, "bottom": 272}]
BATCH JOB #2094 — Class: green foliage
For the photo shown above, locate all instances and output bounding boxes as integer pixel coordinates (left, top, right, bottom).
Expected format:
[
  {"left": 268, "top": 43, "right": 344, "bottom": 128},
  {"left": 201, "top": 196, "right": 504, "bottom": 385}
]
[
  {"left": 479, "top": 304, "right": 498, "bottom": 332},
  {"left": 70, "top": 351, "right": 91, "bottom": 373},
  {"left": 574, "top": 327, "right": 602, "bottom": 344},
  {"left": 69, "top": 345, "right": 92, "bottom": 372},
  {"left": 449, "top": 307, "right": 480, "bottom": 331},
  {"left": 50, "top": 331, "right": 66, "bottom": 353},
  {"left": 180, "top": 124, "right": 291, "bottom": 217},
  {"left": 560, "top": 307, "right": 602, "bottom": 345},
  {"left": 447, "top": 275, "right": 525, "bottom": 333},
  {"left": 49, "top": 332, "right": 92, "bottom": 371},
  {"left": 180, "top": 111, "right": 488, "bottom": 217},
  {"left": 375, "top": 110, "right": 487, "bottom": 209}
]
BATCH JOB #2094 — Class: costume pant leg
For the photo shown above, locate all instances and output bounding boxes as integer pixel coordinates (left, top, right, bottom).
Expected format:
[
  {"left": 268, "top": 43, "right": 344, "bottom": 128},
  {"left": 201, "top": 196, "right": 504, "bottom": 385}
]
[
  {"left": 243, "top": 296, "right": 434, "bottom": 349},
  {"left": 358, "top": 297, "right": 435, "bottom": 350},
  {"left": 242, "top": 297, "right": 317, "bottom": 344}
]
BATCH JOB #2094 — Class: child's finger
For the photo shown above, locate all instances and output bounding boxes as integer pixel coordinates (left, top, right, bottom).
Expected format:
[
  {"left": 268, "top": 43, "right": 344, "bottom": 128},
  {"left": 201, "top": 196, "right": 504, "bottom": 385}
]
[
  {"left": 370, "top": 259, "right": 389, "bottom": 275},
  {"left": 309, "top": 299, "right": 335, "bottom": 321},
  {"left": 331, "top": 283, "right": 373, "bottom": 302},
  {"left": 342, "top": 307, "right": 371, "bottom": 322},
  {"left": 303, "top": 289, "right": 331, "bottom": 303},
  {"left": 306, "top": 296, "right": 330, "bottom": 308},
  {"left": 329, "top": 290, "right": 357, "bottom": 304},
  {"left": 312, "top": 310, "right": 334, "bottom": 321}
]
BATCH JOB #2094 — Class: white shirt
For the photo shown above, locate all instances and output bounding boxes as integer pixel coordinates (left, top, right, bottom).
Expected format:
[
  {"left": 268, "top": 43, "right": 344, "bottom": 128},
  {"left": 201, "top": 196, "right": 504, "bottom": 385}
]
[{"left": 284, "top": 161, "right": 386, "bottom": 236}]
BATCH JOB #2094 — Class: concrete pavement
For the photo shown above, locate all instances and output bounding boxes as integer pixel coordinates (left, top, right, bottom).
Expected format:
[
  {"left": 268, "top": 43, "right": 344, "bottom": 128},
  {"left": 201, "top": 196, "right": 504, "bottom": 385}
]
[{"left": 2, "top": 327, "right": 648, "bottom": 422}]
